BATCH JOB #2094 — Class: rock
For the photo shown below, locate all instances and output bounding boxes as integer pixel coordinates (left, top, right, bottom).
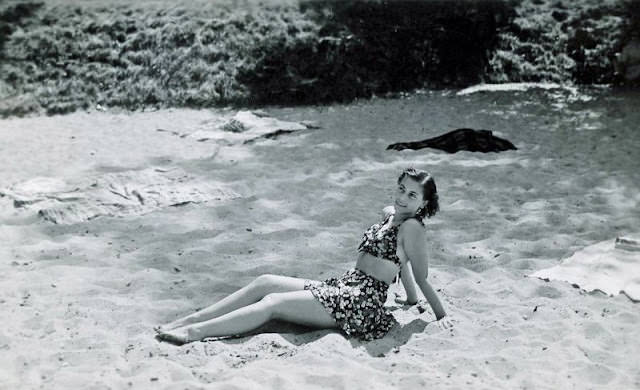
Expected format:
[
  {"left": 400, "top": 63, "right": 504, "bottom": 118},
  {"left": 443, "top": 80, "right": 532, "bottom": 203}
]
[{"left": 387, "top": 128, "right": 517, "bottom": 153}]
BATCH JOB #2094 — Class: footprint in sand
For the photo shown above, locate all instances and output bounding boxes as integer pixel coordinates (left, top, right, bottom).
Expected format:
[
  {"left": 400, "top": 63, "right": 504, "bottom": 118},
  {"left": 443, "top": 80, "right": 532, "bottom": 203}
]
[{"left": 533, "top": 285, "right": 564, "bottom": 299}]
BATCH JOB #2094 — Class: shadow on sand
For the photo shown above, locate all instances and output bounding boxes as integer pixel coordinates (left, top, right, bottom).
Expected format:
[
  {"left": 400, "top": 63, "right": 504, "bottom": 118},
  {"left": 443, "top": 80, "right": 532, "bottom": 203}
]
[{"left": 174, "top": 312, "right": 434, "bottom": 358}]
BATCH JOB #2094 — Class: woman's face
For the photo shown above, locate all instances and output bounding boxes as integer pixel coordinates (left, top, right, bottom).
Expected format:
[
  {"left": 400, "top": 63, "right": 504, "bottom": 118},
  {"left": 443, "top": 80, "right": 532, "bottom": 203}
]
[{"left": 394, "top": 177, "right": 425, "bottom": 217}]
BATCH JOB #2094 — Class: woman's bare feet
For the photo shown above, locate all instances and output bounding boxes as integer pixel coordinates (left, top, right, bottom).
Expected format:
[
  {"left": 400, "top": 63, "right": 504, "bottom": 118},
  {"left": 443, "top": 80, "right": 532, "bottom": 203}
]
[
  {"left": 155, "top": 327, "right": 193, "bottom": 346},
  {"left": 156, "top": 316, "right": 200, "bottom": 333}
]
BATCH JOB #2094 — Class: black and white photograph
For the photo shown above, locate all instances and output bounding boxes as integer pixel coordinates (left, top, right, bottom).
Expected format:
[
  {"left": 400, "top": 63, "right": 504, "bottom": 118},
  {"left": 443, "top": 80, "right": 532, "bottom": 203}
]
[{"left": 1, "top": 0, "right": 639, "bottom": 388}]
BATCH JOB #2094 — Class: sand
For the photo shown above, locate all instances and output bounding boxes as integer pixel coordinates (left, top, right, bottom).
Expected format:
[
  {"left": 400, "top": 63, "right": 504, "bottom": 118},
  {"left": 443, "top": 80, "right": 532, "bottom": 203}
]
[{"left": 1, "top": 88, "right": 639, "bottom": 389}]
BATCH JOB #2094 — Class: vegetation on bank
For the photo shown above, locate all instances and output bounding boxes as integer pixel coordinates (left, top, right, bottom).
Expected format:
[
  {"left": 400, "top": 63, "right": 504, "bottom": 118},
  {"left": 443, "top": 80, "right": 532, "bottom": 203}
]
[
  {"left": 488, "top": 0, "right": 630, "bottom": 84},
  {"left": 0, "top": 0, "right": 637, "bottom": 117},
  {"left": 1, "top": 1, "right": 322, "bottom": 115}
]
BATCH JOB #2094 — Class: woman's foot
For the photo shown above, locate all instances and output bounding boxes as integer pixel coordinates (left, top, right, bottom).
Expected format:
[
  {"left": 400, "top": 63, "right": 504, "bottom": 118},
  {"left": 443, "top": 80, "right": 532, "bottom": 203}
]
[
  {"left": 156, "top": 327, "right": 193, "bottom": 346},
  {"left": 156, "top": 316, "right": 197, "bottom": 333}
]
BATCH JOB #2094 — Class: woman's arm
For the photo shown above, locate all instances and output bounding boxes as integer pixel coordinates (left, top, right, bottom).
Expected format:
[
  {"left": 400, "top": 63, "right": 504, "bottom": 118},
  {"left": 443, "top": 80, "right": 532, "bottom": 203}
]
[
  {"left": 416, "top": 278, "right": 446, "bottom": 320},
  {"left": 397, "top": 261, "right": 419, "bottom": 305},
  {"left": 401, "top": 220, "right": 447, "bottom": 319}
]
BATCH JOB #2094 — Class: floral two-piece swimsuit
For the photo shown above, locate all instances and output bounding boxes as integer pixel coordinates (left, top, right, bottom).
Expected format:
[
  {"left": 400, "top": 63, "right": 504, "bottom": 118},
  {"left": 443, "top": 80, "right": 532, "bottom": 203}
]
[{"left": 304, "top": 213, "right": 402, "bottom": 340}]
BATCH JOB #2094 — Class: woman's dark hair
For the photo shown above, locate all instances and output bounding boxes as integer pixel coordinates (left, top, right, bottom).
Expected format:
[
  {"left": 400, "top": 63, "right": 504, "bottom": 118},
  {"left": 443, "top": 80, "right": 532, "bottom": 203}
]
[{"left": 397, "top": 167, "right": 440, "bottom": 219}]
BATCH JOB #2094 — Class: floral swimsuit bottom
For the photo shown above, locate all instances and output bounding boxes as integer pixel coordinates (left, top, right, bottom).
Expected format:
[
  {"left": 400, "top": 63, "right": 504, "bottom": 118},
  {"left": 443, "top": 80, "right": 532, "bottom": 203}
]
[
  {"left": 304, "top": 214, "right": 401, "bottom": 340},
  {"left": 304, "top": 268, "right": 397, "bottom": 340}
]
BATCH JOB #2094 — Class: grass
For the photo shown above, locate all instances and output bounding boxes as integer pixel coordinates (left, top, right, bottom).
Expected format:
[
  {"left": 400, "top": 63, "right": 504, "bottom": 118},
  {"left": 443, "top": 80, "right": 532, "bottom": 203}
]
[
  {"left": 1, "top": 1, "right": 321, "bottom": 115},
  {"left": 0, "top": 0, "right": 636, "bottom": 117},
  {"left": 487, "top": 0, "right": 629, "bottom": 84}
]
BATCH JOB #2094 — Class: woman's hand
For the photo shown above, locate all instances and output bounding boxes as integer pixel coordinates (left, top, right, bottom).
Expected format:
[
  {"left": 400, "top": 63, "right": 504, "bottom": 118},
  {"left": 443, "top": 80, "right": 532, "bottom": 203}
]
[
  {"left": 436, "top": 315, "right": 454, "bottom": 330},
  {"left": 394, "top": 292, "right": 418, "bottom": 306}
]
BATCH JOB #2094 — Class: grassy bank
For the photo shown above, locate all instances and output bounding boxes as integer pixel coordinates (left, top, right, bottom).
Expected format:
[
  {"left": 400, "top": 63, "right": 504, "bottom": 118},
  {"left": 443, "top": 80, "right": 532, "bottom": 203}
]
[
  {"left": 488, "top": 0, "right": 630, "bottom": 84},
  {"left": 0, "top": 0, "right": 637, "bottom": 117},
  {"left": 1, "top": 1, "right": 320, "bottom": 116}
]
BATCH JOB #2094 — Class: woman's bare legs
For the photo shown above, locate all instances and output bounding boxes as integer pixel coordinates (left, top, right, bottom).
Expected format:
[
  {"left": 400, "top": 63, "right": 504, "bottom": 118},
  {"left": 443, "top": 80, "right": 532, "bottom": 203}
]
[
  {"left": 157, "top": 274, "right": 309, "bottom": 331},
  {"left": 156, "top": 290, "right": 337, "bottom": 344}
]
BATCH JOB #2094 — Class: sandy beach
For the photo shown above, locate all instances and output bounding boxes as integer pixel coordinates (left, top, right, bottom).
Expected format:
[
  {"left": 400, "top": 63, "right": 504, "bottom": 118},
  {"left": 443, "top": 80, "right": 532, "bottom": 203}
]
[{"left": 1, "top": 87, "right": 639, "bottom": 389}]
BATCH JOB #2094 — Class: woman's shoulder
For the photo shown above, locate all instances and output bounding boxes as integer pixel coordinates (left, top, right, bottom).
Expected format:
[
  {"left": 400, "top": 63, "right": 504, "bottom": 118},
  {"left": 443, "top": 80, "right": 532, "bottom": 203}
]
[
  {"left": 398, "top": 217, "right": 426, "bottom": 235},
  {"left": 398, "top": 218, "right": 427, "bottom": 251}
]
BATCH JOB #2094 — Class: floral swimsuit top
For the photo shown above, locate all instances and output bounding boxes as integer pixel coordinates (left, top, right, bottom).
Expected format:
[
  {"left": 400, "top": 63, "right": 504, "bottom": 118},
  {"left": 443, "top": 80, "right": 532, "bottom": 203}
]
[{"left": 358, "top": 213, "right": 402, "bottom": 267}]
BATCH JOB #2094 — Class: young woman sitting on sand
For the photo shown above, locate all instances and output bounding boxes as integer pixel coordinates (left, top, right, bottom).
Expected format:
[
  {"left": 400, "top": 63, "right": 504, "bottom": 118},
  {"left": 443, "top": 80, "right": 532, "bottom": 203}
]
[{"left": 156, "top": 167, "right": 450, "bottom": 344}]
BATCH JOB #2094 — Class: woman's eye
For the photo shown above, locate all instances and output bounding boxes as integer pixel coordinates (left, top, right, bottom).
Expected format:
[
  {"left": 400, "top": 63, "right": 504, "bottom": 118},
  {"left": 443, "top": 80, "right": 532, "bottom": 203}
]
[{"left": 409, "top": 194, "right": 417, "bottom": 199}]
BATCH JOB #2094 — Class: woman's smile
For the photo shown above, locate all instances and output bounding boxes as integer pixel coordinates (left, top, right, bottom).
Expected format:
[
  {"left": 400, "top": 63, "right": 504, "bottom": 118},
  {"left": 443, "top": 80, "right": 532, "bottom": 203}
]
[{"left": 394, "top": 177, "right": 425, "bottom": 216}]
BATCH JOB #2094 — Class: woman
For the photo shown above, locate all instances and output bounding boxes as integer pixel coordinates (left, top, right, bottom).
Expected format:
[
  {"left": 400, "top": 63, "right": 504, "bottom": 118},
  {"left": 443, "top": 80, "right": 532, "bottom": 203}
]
[{"left": 156, "top": 168, "right": 450, "bottom": 344}]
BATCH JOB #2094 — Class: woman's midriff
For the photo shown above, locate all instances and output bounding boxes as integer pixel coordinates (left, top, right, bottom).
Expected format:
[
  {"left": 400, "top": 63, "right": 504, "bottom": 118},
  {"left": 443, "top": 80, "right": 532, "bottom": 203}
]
[{"left": 355, "top": 252, "right": 400, "bottom": 285}]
